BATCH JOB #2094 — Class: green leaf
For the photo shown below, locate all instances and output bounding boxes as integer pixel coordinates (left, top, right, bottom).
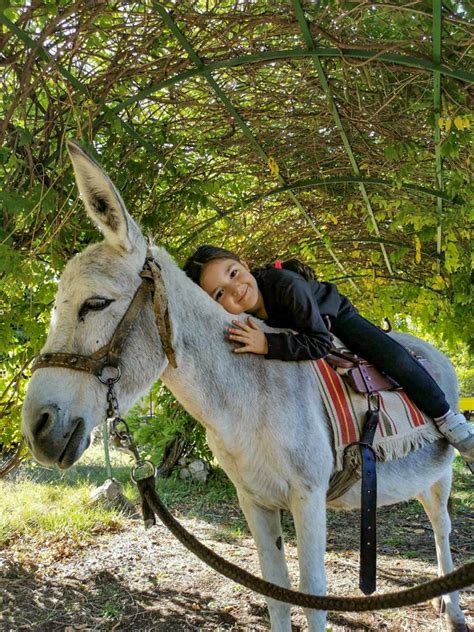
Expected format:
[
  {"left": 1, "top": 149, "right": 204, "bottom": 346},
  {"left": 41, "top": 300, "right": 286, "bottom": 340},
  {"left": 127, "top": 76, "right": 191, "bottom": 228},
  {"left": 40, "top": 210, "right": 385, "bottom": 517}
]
[{"left": 0, "top": 191, "right": 28, "bottom": 214}]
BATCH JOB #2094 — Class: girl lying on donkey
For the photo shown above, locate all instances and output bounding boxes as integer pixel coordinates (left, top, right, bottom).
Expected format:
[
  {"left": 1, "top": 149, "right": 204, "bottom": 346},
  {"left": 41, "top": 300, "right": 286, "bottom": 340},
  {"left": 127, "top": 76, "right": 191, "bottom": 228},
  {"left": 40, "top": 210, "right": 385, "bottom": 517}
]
[{"left": 184, "top": 245, "right": 474, "bottom": 465}]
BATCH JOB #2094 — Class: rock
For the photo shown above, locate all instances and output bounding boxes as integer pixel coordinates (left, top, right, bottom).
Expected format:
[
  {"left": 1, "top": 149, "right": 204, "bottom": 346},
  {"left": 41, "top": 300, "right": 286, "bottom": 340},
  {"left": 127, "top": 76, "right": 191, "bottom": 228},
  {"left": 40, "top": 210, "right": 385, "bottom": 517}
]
[
  {"left": 192, "top": 469, "right": 208, "bottom": 482},
  {"left": 89, "top": 478, "right": 138, "bottom": 517},
  {"left": 188, "top": 460, "right": 209, "bottom": 482},
  {"left": 179, "top": 460, "right": 210, "bottom": 482},
  {"left": 188, "top": 459, "right": 205, "bottom": 474},
  {"left": 179, "top": 467, "right": 191, "bottom": 479},
  {"left": 90, "top": 426, "right": 103, "bottom": 445}
]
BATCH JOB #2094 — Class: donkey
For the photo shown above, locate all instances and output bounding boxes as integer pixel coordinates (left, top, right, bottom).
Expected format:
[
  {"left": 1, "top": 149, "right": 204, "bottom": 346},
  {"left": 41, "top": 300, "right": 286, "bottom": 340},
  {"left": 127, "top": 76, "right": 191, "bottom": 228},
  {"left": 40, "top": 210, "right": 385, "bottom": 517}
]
[{"left": 22, "top": 141, "right": 467, "bottom": 632}]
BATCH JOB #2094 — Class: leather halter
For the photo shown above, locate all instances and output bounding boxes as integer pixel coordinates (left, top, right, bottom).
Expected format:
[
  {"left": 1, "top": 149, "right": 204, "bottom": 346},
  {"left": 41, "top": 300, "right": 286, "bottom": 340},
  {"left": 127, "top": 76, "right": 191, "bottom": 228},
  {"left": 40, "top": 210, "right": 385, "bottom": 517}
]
[{"left": 31, "top": 252, "right": 177, "bottom": 378}]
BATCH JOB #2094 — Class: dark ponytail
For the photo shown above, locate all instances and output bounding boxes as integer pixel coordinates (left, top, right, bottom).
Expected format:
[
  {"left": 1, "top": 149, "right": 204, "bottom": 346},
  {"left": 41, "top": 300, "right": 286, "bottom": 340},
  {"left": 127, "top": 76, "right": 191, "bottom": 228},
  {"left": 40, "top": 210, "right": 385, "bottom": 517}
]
[{"left": 266, "top": 258, "right": 316, "bottom": 282}]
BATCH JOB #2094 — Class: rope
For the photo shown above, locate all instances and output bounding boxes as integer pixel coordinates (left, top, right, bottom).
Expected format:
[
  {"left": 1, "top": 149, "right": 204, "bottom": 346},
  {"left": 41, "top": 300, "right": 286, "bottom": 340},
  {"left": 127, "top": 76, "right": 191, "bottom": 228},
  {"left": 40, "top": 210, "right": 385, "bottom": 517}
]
[
  {"left": 137, "top": 478, "right": 473, "bottom": 612},
  {"left": 102, "top": 421, "right": 113, "bottom": 480}
]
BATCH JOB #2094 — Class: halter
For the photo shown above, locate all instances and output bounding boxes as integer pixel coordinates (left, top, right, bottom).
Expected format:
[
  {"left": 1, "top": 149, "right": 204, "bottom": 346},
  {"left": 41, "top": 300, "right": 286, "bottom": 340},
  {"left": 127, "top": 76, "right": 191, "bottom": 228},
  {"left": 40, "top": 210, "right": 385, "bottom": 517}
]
[{"left": 31, "top": 251, "right": 177, "bottom": 381}]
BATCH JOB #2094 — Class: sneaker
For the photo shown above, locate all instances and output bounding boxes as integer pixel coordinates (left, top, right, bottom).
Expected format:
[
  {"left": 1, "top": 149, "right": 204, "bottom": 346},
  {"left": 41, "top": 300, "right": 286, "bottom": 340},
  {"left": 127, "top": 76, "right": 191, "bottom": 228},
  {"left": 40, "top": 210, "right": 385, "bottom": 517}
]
[{"left": 436, "top": 411, "right": 474, "bottom": 462}]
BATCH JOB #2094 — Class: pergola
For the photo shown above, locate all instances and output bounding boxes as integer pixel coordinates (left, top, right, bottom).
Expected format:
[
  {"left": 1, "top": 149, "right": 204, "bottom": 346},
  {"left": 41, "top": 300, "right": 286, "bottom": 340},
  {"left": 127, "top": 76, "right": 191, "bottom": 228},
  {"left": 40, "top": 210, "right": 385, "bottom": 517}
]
[{"left": 1, "top": 1, "right": 472, "bottom": 307}]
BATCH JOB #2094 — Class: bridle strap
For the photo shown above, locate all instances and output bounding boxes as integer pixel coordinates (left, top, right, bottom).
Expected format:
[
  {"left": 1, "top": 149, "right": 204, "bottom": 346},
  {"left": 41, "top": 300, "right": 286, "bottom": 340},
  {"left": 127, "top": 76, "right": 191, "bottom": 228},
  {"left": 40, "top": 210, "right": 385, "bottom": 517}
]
[
  {"left": 105, "top": 273, "right": 154, "bottom": 369},
  {"left": 31, "top": 251, "right": 177, "bottom": 376},
  {"left": 31, "top": 351, "right": 108, "bottom": 376},
  {"left": 143, "top": 256, "right": 177, "bottom": 368}
]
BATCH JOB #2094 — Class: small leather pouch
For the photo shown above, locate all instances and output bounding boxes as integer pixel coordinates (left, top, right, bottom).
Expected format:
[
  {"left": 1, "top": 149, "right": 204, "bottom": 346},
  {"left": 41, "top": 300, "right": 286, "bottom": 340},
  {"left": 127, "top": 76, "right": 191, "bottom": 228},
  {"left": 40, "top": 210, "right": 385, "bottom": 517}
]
[
  {"left": 325, "top": 345, "right": 436, "bottom": 395},
  {"left": 346, "top": 363, "right": 400, "bottom": 394}
]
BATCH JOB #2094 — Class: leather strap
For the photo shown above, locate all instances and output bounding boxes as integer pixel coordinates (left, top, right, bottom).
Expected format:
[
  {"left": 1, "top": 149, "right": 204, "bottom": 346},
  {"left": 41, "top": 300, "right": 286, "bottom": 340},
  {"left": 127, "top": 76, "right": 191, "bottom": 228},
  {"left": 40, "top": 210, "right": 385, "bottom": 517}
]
[
  {"left": 358, "top": 407, "right": 380, "bottom": 595},
  {"left": 31, "top": 351, "right": 107, "bottom": 376},
  {"left": 105, "top": 275, "right": 154, "bottom": 368},
  {"left": 142, "top": 257, "right": 177, "bottom": 368}
]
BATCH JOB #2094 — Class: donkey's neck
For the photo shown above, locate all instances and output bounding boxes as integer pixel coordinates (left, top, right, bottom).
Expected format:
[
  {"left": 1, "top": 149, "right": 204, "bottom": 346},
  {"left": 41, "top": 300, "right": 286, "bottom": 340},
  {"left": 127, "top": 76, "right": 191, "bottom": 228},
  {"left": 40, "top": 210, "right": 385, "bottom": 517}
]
[{"left": 155, "top": 248, "right": 266, "bottom": 440}]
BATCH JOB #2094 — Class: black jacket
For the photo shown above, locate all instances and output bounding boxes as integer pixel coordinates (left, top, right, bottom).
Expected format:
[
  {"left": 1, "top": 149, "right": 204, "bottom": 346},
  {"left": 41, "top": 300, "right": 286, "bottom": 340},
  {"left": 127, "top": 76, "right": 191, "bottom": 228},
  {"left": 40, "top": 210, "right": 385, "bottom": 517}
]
[{"left": 252, "top": 267, "right": 357, "bottom": 361}]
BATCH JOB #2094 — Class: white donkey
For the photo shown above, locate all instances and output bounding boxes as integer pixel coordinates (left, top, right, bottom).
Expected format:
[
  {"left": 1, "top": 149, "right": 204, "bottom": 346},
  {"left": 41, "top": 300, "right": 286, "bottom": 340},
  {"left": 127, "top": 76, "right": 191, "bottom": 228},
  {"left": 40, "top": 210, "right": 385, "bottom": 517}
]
[{"left": 22, "top": 142, "right": 467, "bottom": 632}]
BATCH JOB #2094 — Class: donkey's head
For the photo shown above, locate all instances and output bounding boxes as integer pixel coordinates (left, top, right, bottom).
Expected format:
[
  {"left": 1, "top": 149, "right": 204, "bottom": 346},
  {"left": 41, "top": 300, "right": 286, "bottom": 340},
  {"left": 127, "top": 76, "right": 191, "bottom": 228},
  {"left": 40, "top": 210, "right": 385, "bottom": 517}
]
[{"left": 22, "top": 142, "right": 169, "bottom": 468}]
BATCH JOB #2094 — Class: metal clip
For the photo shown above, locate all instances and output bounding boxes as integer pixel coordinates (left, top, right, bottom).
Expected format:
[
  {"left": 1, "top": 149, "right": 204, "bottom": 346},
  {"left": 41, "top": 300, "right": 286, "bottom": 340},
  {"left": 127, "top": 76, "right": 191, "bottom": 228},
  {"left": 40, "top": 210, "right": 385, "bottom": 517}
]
[
  {"left": 109, "top": 417, "right": 141, "bottom": 461},
  {"left": 367, "top": 393, "right": 380, "bottom": 412},
  {"left": 131, "top": 459, "right": 156, "bottom": 483}
]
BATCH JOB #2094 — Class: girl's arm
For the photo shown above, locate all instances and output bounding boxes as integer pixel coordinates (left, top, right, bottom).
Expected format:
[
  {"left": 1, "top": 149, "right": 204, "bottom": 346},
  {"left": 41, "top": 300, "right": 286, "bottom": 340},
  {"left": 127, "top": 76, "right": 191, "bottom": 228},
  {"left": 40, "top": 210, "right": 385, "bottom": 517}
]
[{"left": 264, "top": 276, "right": 333, "bottom": 361}]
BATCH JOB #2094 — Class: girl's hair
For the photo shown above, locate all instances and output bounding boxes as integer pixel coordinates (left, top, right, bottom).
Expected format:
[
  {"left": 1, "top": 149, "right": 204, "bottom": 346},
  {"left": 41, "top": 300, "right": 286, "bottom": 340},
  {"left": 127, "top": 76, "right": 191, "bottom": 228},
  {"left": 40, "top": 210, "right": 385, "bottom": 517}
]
[
  {"left": 183, "top": 245, "right": 241, "bottom": 285},
  {"left": 183, "top": 244, "right": 316, "bottom": 285}
]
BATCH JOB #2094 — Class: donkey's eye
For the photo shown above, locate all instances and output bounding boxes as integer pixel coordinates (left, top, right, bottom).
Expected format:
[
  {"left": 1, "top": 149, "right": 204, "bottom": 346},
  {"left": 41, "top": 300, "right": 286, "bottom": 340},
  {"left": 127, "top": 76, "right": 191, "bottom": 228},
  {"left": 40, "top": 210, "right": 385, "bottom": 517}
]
[{"left": 78, "top": 297, "right": 114, "bottom": 320}]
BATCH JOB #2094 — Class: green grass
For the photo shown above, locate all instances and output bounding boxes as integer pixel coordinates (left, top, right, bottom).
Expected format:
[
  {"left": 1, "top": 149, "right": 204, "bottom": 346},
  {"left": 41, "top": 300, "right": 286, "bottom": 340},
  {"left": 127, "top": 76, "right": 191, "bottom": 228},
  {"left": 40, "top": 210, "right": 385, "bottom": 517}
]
[
  {"left": 0, "top": 445, "right": 130, "bottom": 547},
  {"left": 0, "top": 478, "right": 123, "bottom": 546},
  {"left": 451, "top": 457, "right": 473, "bottom": 509},
  {"left": 101, "top": 602, "right": 126, "bottom": 619},
  {"left": 1, "top": 442, "right": 470, "bottom": 553},
  {"left": 0, "top": 443, "right": 239, "bottom": 548}
]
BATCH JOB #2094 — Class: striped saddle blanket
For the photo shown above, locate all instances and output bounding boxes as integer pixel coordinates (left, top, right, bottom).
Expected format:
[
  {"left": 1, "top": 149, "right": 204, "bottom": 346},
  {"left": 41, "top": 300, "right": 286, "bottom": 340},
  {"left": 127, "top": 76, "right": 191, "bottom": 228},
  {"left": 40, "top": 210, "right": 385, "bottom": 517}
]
[{"left": 313, "top": 358, "right": 442, "bottom": 474}]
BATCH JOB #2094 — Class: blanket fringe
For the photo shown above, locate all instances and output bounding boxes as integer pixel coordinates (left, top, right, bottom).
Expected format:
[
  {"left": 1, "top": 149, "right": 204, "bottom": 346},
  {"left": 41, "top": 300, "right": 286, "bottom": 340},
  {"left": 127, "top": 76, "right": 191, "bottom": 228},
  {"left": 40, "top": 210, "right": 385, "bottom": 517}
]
[{"left": 335, "top": 421, "right": 442, "bottom": 471}]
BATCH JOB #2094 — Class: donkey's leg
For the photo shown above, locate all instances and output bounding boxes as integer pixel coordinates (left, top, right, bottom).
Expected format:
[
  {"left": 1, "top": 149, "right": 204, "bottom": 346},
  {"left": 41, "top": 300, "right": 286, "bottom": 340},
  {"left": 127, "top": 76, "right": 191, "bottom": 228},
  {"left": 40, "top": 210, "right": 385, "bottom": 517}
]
[
  {"left": 291, "top": 486, "right": 327, "bottom": 632},
  {"left": 416, "top": 472, "right": 467, "bottom": 632},
  {"left": 237, "top": 493, "right": 292, "bottom": 632}
]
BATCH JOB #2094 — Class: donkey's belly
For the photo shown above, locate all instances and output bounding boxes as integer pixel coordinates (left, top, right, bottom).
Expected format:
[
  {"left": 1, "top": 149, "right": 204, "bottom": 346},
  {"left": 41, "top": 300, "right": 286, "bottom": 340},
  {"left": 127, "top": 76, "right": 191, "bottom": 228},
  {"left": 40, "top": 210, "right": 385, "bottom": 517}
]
[
  {"left": 328, "top": 440, "right": 453, "bottom": 510},
  {"left": 206, "top": 407, "right": 336, "bottom": 511},
  {"left": 207, "top": 433, "right": 301, "bottom": 510}
]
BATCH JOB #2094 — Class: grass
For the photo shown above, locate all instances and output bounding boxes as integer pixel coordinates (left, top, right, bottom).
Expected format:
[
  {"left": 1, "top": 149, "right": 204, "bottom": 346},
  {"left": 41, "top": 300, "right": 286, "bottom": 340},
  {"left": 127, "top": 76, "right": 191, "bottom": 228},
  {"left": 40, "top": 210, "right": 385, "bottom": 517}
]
[
  {"left": 0, "top": 479, "right": 121, "bottom": 545},
  {"left": 451, "top": 457, "right": 473, "bottom": 509},
  {"left": 0, "top": 445, "right": 132, "bottom": 548},
  {"left": 0, "top": 442, "right": 239, "bottom": 549},
  {"left": 1, "top": 440, "right": 471, "bottom": 555}
]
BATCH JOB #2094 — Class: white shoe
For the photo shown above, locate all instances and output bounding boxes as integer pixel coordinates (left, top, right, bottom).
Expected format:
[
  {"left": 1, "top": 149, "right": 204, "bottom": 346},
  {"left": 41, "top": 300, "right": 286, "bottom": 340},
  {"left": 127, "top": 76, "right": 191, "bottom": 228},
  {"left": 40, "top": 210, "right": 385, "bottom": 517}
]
[{"left": 436, "top": 412, "right": 474, "bottom": 461}]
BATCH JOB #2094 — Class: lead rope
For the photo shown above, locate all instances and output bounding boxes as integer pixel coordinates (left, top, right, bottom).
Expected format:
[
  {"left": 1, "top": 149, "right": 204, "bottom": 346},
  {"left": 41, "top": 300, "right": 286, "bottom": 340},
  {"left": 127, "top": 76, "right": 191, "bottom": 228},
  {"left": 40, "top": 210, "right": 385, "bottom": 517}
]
[
  {"left": 136, "top": 475, "right": 473, "bottom": 611},
  {"left": 102, "top": 375, "right": 474, "bottom": 611}
]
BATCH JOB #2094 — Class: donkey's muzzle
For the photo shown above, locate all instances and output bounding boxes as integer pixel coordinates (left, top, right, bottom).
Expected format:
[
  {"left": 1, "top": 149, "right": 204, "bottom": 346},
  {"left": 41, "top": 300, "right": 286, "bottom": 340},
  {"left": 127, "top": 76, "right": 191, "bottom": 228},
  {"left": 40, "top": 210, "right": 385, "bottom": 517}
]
[{"left": 23, "top": 403, "right": 88, "bottom": 468}]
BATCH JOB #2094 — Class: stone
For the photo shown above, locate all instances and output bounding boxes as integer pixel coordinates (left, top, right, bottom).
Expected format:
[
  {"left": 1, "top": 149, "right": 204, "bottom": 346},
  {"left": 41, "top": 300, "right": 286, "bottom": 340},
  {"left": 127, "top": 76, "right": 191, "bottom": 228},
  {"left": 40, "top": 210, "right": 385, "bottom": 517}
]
[
  {"left": 89, "top": 478, "right": 138, "bottom": 517},
  {"left": 179, "top": 467, "right": 191, "bottom": 479},
  {"left": 188, "top": 459, "right": 206, "bottom": 474},
  {"left": 192, "top": 469, "right": 208, "bottom": 482}
]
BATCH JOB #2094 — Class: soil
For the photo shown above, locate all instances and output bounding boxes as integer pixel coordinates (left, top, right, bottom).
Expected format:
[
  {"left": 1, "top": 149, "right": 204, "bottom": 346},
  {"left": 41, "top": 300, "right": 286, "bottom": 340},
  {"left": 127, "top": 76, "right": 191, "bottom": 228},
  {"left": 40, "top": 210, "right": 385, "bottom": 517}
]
[{"left": 0, "top": 493, "right": 472, "bottom": 631}]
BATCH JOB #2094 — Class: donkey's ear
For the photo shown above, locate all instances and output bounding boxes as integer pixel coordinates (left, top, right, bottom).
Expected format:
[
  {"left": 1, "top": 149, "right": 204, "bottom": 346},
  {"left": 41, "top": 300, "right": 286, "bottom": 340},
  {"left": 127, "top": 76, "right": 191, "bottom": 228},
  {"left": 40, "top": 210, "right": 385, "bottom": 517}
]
[{"left": 67, "top": 140, "right": 144, "bottom": 254}]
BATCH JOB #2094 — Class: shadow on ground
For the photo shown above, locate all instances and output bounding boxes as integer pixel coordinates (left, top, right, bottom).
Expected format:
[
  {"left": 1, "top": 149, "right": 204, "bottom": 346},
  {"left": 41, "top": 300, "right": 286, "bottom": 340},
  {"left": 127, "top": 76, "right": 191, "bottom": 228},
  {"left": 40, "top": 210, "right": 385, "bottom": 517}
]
[{"left": 0, "top": 560, "right": 245, "bottom": 631}]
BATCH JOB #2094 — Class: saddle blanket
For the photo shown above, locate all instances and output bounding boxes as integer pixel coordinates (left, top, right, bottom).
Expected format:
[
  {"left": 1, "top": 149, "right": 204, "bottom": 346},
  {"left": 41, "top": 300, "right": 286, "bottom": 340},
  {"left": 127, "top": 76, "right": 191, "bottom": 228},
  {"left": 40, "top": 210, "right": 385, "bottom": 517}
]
[{"left": 312, "top": 358, "right": 442, "bottom": 472}]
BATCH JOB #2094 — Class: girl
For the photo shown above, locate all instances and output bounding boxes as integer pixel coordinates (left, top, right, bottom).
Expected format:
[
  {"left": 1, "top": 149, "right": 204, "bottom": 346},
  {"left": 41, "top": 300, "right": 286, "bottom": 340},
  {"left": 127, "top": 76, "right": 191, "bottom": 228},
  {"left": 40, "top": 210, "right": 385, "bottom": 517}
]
[{"left": 184, "top": 245, "right": 474, "bottom": 463}]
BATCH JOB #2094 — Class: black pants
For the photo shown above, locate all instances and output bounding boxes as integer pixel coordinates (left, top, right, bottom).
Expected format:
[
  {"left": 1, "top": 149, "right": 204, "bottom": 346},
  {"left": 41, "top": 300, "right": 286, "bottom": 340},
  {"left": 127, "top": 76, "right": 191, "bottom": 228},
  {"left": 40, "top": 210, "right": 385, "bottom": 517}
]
[{"left": 331, "top": 311, "right": 450, "bottom": 419}]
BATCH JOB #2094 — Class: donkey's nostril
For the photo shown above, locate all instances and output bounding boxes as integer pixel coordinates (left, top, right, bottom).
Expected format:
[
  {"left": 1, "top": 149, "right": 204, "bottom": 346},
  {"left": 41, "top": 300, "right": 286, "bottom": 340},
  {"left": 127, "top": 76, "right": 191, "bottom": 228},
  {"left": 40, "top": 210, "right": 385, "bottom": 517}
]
[
  {"left": 36, "top": 412, "right": 50, "bottom": 436},
  {"left": 31, "top": 403, "right": 60, "bottom": 440},
  {"left": 33, "top": 410, "right": 55, "bottom": 438}
]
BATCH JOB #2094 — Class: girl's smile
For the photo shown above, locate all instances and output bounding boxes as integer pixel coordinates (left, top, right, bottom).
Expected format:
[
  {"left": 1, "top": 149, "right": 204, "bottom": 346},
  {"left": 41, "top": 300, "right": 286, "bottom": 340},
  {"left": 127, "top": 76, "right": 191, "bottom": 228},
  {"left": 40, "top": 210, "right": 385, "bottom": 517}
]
[{"left": 199, "top": 258, "right": 265, "bottom": 316}]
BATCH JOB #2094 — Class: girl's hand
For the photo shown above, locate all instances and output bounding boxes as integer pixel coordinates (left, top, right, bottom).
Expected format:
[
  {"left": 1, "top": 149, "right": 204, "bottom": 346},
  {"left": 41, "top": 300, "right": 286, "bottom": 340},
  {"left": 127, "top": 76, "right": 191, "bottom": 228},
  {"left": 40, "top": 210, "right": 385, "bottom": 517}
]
[{"left": 228, "top": 317, "right": 268, "bottom": 355}]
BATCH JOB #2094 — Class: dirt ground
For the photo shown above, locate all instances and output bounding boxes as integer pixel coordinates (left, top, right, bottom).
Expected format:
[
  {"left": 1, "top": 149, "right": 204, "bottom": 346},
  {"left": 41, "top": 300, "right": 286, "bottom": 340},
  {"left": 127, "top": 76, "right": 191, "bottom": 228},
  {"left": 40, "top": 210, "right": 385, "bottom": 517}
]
[{"left": 0, "top": 491, "right": 472, "bottom": 632}]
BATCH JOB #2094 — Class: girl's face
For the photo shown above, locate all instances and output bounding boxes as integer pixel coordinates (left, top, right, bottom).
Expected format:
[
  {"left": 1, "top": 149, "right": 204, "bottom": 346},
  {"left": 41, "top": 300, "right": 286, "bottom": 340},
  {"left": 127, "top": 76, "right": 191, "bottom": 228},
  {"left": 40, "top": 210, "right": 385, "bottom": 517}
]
[{"left": 199, "top": 258, "right": 262, "bottom": 315}]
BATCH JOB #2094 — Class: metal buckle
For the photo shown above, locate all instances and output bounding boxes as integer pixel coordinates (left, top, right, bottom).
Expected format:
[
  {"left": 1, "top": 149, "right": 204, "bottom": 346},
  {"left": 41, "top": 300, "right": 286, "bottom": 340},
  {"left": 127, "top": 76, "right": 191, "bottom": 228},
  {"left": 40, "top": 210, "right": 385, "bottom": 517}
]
[
  {"left": 98, "top": 365, "right": 121, "bottom": 384},
  {"left": 131, "top": 459, "right": 156, "bottom": 483}
]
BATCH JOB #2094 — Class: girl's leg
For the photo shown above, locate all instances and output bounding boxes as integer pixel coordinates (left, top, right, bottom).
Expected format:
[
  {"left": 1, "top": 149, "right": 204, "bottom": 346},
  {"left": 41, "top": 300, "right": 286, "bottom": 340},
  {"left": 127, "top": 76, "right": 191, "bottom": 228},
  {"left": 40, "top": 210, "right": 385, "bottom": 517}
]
[
  {"left": 332, "top": 312, "right": 474, "bottom": 462},
  {"left": 332, "top": 312, "right": 448, "bottom": 417}
]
